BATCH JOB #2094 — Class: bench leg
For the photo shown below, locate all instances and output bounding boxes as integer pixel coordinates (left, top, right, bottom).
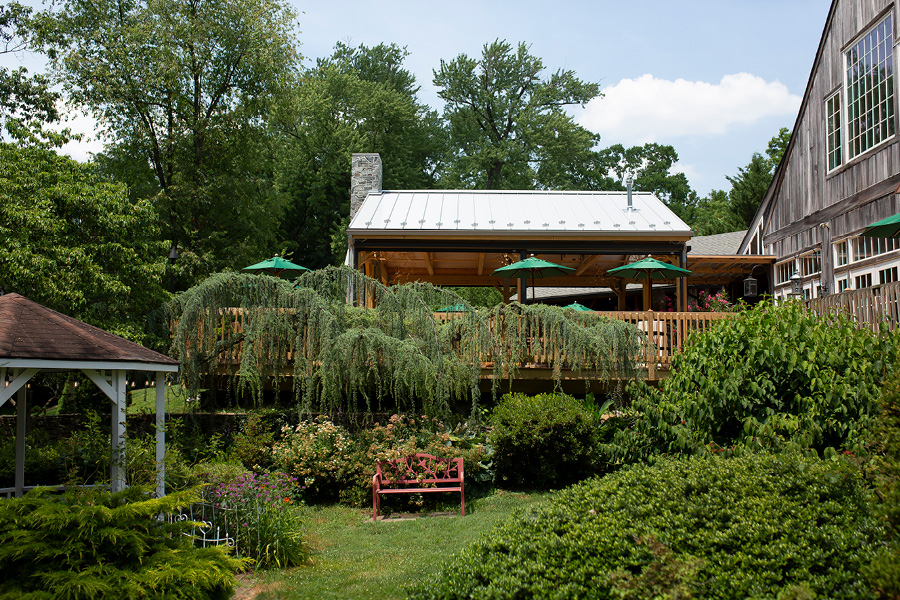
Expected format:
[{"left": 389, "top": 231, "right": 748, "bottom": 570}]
[
  {"left": 460, "top": 485, "right": 465, "bottom": 517},
  {"left": 373, "top": 488, "right": 379, "bottom": 521}
]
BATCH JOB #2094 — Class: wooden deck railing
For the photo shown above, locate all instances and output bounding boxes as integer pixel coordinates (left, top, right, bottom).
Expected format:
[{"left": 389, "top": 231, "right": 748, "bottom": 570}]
[
  {"left": 594, "top": 311, "right": 733, "bottom": 368},
  {"left": 804, "top": 281, "right": 900, "bottom": 331},
  {"left": 198, "top": 309, "right": 734, "bottom": 380}
]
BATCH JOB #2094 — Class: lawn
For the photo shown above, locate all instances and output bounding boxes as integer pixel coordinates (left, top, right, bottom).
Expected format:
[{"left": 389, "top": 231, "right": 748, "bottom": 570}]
[
  {"left": 127, "top": 385, "right": 204, "bottom": 414},
  {"left": 237, "top": 491, "right": 547, "bottom": 600}
]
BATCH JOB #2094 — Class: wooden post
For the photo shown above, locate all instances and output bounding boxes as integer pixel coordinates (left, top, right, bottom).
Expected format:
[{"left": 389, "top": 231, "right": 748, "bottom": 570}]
[
  {"left": 14, "top": 370, "right": 25, "bottom": 498},
  {"left": 617, "top": 281, "right": 627, "bottom": 310},
  {"left": 642, "top": 279, "right": 651, "bottom": 311},
  {"left": 676, "top": 273, "right": 683, "bottom": 313},
  {"left": 110, "top": 371, "right": 127, "bottom": 493},
  {"left": 155, "top": 371, "right": 166, "bottom": 498}
]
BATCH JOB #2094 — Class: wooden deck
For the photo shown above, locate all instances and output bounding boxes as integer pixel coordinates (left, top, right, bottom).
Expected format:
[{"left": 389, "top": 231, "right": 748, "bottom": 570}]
[{"left": 200, "top": 309, "right": 733, "bottom": 386}]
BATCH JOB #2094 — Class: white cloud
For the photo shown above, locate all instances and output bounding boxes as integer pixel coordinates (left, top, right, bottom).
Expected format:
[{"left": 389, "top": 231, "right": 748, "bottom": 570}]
[
  {"left": 671, "top": 161, "right": 699, "bottom": 182},
  {"left": 577, "top": 73, "right": 801, "bottom": 145}
]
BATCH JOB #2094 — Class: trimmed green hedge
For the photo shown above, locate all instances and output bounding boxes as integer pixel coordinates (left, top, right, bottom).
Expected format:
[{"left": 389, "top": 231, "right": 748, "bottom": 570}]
[
  {"left": 489, "top": 393, "right": 598, "bottom": 489},
  {"left": 409, "top": 454, "right": 880, "bottom": 599}
]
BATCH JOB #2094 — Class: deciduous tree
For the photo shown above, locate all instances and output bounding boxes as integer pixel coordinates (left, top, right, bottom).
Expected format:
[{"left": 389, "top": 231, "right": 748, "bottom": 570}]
[
  {"left": 273, "top": 43, "right": 445, "bottom": 267},
  {"left": 38, "top": 0, "right": 300, "bottom": 284},
  {"left": 0, "top": 142, "right": 167, "bottom": 341},
  {"left": 0, "top": 2, "right": 59, "bottom": 135},
  {"left": 434, "top": 40, "right": 600, "bottom": 190}
]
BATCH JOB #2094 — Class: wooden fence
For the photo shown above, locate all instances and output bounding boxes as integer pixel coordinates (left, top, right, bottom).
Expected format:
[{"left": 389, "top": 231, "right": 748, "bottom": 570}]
[
  {"left": 200, "top": 308, "right": 734, "bottom": 379},
  {"left": 804, "top": 281, "right": 900, "bottom": 331}
]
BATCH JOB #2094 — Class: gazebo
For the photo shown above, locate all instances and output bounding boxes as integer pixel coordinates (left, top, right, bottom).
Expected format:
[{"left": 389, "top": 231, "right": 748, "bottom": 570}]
[{"left": 0, "top": 294, "right": 179, "bottom": 498}]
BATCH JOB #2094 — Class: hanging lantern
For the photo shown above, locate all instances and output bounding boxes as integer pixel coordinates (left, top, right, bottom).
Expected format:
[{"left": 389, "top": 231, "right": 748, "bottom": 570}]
[
  {"left": 790, "top": 270, "right": 803, "bottom": 297},
  {"left": 743, "top": 274, "right": 758, "bottom": 297}
]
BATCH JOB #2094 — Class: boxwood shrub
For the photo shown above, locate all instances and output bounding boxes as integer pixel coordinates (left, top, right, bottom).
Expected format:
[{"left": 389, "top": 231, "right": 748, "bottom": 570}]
[
  {"left": 409, "top": 453, "right": 880, "bottom": 600},
  {"left": 489, "top": 393, "right": 598, "bottom": 489}
]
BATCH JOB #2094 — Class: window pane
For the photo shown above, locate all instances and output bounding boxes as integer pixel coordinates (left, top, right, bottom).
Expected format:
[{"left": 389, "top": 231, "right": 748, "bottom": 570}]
[{"left": 846, "top": 14, "right": 895, "bottom": 159}]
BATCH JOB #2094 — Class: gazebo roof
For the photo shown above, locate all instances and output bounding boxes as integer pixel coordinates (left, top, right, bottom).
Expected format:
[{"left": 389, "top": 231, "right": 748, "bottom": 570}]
[{"left": 0, "top": 293, "right": 178, "bottom": 368}]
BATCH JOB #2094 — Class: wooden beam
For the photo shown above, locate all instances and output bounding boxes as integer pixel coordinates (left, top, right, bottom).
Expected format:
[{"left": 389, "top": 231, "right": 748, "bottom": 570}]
[
  {"left": 643, "top": 279, "right": 651, "bottom": 311},
  {"left": 423, "top": 252, "right": 434, "bottom": 275},
  {"left": 763, "top": 173, "right": 900, "bottom": 244},
  {"left": 575, "top": 254, "right": 602, "bottom": 276},
  {"left": 477, "top": 253, "right": 485, "bottom": 276}
]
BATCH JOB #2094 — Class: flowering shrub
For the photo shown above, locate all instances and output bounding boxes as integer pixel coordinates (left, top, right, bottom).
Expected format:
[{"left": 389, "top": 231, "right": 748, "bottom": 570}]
[
  {"left": 269, "top": 415, "right": 488, "bottom": 509},
  {"left": 204, "top": 471, "right": 306, "bottom": 569},
  {"left": 268, "top": 417, "right": 356, "bottom": 502},
  {"left": 344, "top": 415, "right": 488, "bottom": 508},
  {"left": 687, "top": 289, "right": 742, "bottom": 312}
]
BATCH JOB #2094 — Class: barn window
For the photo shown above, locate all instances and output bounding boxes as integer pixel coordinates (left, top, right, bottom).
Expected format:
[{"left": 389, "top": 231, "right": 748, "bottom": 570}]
[
  {"left": 845, "top": 13, "right": 895, "bottom": 160},
  {"left": 826, "top": 92, "right": 842, "bottom": 170}
]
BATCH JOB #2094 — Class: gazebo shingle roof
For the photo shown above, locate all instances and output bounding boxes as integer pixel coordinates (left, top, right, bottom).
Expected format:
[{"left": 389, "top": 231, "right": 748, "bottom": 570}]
[{"left": 0, "top": 293, "right": 178, "bottom": 365}]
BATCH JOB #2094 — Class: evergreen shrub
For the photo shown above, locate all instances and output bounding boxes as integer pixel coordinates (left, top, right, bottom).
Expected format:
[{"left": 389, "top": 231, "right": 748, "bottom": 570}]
[
  {"left": 606, "top": 301, "right": 898, "bottom": 465},
  {"left": 0, "top": 487, "right": 243, "bottom": 599},
  {"left": 408, "top": 454, "right": 880, "bottom": 600},
  {"left": 228, "top": 412, "right": 275, "bottom": 470},
  {"left": 489, "top": 392, "right": 598, "bottom": 489}
]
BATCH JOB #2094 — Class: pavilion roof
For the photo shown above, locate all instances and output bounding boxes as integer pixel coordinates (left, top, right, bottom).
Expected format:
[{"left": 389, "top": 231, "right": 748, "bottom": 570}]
[
  {"left": 0, "top": 293, "right": 178, "bottom": 366},
  {"left": 348, "top": 190, "right": 691, "bottom": 238}
]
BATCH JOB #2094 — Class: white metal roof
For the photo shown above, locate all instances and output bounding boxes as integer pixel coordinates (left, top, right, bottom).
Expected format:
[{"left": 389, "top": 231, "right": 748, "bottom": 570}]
[{"left": 348, "top": 190, "right": 691, "bottom": 236}]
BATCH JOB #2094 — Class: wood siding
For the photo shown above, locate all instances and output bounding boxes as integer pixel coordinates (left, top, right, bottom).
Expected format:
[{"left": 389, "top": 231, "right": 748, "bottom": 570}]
[{"left": 762, "top": 0, "right": 900, "bottom": 278}]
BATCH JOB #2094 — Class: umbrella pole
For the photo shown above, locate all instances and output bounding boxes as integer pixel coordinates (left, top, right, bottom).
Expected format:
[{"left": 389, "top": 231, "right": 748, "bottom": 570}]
[{"left": 531, "top": 273, "right": 536, "bottom": 305}]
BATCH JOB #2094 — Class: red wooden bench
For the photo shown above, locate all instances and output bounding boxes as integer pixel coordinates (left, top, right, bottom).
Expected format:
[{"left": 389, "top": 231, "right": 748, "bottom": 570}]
[{"left": 372, "top": 453, "right": 465, "bottom": 520}]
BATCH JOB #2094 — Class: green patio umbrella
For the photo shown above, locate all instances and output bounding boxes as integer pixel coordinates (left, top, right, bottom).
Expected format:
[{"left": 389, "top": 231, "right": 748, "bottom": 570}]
[
  {"left": 564, "top": 302, "right": 593, "bottom": 312},
  {"left": 436, "top": 303, "right": 471, "bottom": 312},
  {"left": 606, "top": 257, "right": 692, "bottom": 280},
  {"left": 242, "top": 256, "right": 310, "bottom": 279},
  {"left": 607, "top": 257, "right": 691, "bottom": 311},
  {"left": 862, "top": 212, "right": 900, "bottom": 238},
  {"left": 493, "top": 256, "right": 575, "bottom": 303}
]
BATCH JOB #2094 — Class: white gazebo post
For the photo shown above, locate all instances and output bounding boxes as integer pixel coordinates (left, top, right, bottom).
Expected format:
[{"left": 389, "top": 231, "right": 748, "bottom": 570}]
[
  {"left": 155, "top": 371, "right": 166, "bottom": 497},
  {"left": 110, "top": 370, "right": 127, "bottom": 493},
  {"left": 1, "top": 294, "right": 179, "bottom": 499},
  {"left": 15, "top": 370, "right": 26, "bottom": 498}
]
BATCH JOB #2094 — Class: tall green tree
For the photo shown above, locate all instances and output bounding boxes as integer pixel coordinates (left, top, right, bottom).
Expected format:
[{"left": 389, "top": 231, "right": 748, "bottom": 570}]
[
  {"left": 766, "top": 126, "right": 791, "bottom": 170},
  {"left": 0, "top": 142, "right": 167, "bottom": 341},
  {"left": 38, "top": 0, "right": 300, "bottom": 284},
  {"left": 692, "top": 189, "right": 744, "bottom": 236},
  {"left": 728, "top": 152, "right": 776, "bottom": 228},
  {"left": 434, "top": 40, "right": 600, "bottom": 190},
  {"left": 595, "top": 143, "right": 698, "bottom": 223},
  {"left": 0, "top": 2, "right": 59, "bottom": 136},
  {"left": 273, "top": 43, "right": 445, "bottom": 268}
]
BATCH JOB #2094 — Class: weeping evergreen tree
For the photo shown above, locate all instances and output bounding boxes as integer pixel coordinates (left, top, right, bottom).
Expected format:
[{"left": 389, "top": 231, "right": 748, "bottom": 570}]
[{"left": 167, "top": 266, "right": 646, "bottom": 416}]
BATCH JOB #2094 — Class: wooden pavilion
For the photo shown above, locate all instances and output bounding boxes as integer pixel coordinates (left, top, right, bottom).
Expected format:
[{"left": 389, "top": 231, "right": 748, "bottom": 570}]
[
  {"left": 345, "top": 185, "right": 772, "bottom": 310},
  {"left": 0, "top": 294, "right": 179, "bottom": 498}
]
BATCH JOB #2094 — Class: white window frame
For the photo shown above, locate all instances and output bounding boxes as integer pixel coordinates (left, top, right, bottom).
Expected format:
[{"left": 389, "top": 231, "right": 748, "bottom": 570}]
[
  {"left": 844, "top": 13, "right": 896, "bottom": 161},
  {"left": 826, "top": 91, "right": 843, "bottom": 171}
]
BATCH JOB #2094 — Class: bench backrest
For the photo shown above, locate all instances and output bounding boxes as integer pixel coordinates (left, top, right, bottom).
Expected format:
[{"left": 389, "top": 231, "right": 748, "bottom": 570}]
[{"left": 375, "top": 453, "right": 462, "bottom": 485}]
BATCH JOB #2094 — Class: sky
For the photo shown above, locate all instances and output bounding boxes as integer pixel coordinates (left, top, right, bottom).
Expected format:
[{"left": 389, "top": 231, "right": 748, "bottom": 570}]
[{"left": 3, "top": 0, "right": 830, "bottom": 196}]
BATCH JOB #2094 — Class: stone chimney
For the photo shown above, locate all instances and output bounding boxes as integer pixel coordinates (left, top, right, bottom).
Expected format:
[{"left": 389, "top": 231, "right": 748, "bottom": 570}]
[{"left": 350, "top": 153, "right": 382, "bottom": 219}]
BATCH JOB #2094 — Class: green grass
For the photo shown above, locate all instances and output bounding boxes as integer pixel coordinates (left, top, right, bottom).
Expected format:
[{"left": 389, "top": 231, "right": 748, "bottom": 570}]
[
  {"left": 249, "top": 491, "right": 547, "bottom": 600},
  {"left": 127, "top": 386, "right": 204, "bottom": 414}
]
